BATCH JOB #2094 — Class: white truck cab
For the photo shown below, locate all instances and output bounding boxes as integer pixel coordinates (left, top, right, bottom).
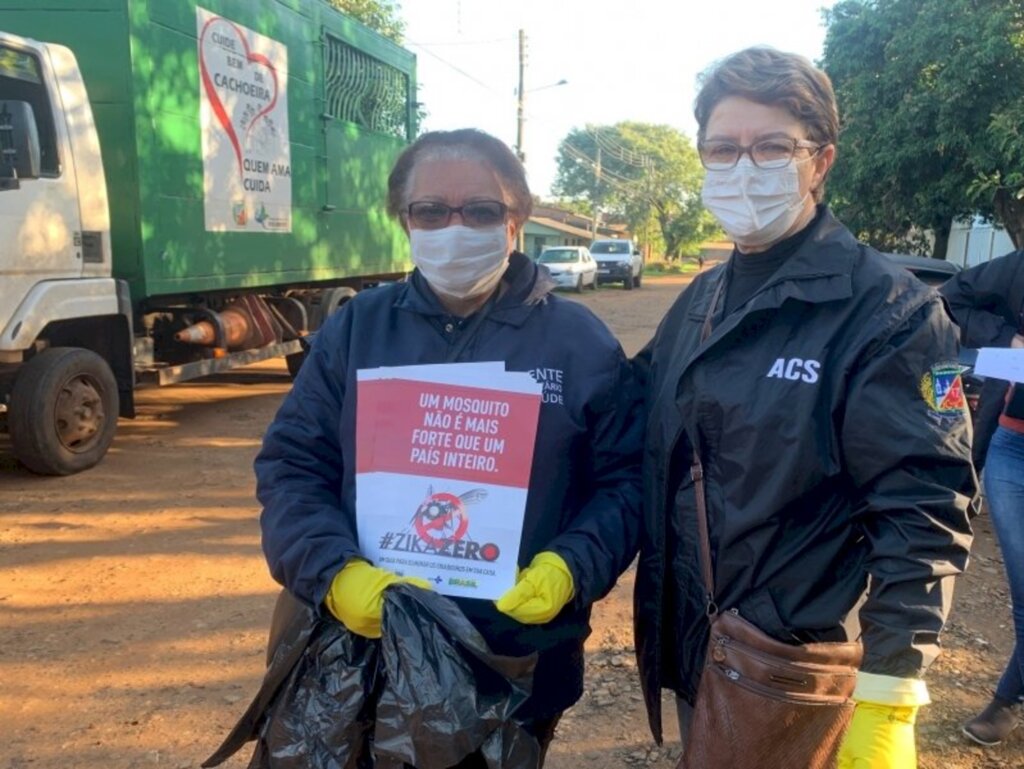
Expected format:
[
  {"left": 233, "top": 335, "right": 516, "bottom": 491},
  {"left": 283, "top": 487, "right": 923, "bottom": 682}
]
[{"left": 1, "top": 33, "right": 131, "bottom": 475}]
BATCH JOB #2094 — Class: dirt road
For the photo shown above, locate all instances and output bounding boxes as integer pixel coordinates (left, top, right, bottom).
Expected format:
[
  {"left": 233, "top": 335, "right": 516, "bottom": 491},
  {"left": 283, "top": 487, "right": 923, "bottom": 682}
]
[{"left": 1, "top": 276, "right": 1019, "bottom": 769}]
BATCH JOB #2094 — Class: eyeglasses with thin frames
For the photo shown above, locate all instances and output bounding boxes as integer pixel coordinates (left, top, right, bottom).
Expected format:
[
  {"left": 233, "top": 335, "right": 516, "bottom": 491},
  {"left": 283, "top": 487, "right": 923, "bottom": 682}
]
[
  {"left": 698, "top": 137, "right": 825, "bottom": 170},
  {"left": 406, "top": 200, "right": 509, "bottom": 230}
]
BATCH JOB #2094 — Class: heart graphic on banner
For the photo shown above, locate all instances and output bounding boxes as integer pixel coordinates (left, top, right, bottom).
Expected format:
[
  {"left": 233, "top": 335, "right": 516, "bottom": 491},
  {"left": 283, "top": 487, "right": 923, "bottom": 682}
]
[{"left": 198, "top": 16, "right": 279, "bottom": 180}]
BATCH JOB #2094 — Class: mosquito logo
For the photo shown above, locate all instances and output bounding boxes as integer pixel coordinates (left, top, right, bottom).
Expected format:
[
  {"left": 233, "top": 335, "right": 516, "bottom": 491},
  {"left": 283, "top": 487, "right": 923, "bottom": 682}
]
[
  {"left": 413, "top": 491, "right": 472, "bottom": 548},
  {"left": 375, "top": 486, "right": 502, "bottom": 562}
]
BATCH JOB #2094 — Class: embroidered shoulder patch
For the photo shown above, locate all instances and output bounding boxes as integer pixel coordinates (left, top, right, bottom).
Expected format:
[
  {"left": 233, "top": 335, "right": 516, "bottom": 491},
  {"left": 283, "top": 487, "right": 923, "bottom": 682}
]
[{"left": 919, "top": 363, "right": 967, "bottom": 423}]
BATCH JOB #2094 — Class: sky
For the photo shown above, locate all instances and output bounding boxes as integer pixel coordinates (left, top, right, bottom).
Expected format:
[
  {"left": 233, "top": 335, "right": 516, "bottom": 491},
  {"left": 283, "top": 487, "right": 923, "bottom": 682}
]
[{"left": 402, "top": 0, "right": 837, "bottom": 197}]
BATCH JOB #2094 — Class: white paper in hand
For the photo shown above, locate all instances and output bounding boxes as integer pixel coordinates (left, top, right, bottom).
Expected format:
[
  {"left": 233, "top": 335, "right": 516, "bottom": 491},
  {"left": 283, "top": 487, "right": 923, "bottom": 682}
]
[{"left": 974, "top": 348, "right": 1024, "bottom": 384}]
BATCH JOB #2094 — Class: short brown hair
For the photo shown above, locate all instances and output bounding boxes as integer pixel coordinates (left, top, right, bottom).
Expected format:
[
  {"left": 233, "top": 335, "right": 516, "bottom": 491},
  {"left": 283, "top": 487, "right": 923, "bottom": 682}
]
[
  {"left": 386, "top": 128, "right": 533, "bottom": 227},
  {"left": 694, "top": 47, "right": 839, "bottom": 148}
]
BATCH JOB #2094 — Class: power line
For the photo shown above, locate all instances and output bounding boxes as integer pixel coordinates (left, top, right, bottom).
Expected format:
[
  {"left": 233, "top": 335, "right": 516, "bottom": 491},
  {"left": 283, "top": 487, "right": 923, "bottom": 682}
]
[
  {"left": 407, "top": 42, "right": 505, "bottom": 95},
  {"left": 563, "top": 145, "right": 633, "bottom": 188},
  {"left": 407, "top": 36, "right": 517, "bottom": 46},
  {"left": 562, "top": 142, "right": 642, "bottom": 187},
  {"left": 589, "top": 126, "right": 654, "bottom": 168}
]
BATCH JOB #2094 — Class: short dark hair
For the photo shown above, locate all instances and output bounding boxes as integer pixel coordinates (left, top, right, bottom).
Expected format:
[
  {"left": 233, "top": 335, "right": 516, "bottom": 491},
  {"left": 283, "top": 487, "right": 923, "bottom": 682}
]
[
  {"left": 694, "top": 46, "right": 839, "bottom": 148},
  {"left": 386, "top": 128, "right": 533, "bottom": 227}
]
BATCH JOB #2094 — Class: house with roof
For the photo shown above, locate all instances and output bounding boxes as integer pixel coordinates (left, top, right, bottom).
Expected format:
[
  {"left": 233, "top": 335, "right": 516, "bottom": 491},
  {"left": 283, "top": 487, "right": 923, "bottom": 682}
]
[{"left": 522, "top": 204, "right": 629, "bottom": 258}]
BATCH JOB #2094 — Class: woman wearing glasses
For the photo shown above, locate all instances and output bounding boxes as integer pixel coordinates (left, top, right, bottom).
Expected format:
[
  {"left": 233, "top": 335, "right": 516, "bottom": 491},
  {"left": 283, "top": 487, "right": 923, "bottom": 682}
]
[
  {"left": 256, "top": 128, "right": 642, "bottom": 766},
  {"left": 633, "top": 48, "right": 975, "bottom": 767}
]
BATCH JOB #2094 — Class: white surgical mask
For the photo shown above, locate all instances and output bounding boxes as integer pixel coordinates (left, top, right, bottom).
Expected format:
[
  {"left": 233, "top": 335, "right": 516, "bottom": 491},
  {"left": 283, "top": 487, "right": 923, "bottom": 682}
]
[
  {"left": 701, "top": 157, "right": 811, "bottom": 249},
  {"left": 410, "top": 224, "right": 510, "bottom": 300}
]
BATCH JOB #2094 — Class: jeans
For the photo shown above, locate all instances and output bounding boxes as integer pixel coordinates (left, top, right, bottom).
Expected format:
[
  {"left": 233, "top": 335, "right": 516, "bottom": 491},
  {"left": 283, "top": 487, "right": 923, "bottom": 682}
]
[{"left": 982, "top": 427, "right": 1024, "bottom": 703}]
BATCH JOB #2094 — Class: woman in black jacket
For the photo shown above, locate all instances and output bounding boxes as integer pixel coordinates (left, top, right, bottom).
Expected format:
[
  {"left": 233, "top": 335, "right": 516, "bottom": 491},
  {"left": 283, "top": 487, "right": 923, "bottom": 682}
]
[
  {"left": 942, "top": 250, "right": 1024, "bottom": 745},
  {"left": 941, "top": 251, "right": 1024, "bottom": 469},
  {"left": 633, "top": 47, "right": 976, "bottom": 767}
]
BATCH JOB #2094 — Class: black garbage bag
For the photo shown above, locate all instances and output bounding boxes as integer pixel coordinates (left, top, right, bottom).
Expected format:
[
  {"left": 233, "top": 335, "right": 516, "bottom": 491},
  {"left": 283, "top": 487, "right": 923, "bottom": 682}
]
[
  {"left": 203, "top": 584, "right": 539, "bottom": 769},
  {"left": 373, "top": 584, "right": 536, "bottom": 769},
  {"left": 202, "top": 590, "right": 380, "bottom": 769},
  {"left": 477, "top": 719, "right": 543, "bottom": 769}
]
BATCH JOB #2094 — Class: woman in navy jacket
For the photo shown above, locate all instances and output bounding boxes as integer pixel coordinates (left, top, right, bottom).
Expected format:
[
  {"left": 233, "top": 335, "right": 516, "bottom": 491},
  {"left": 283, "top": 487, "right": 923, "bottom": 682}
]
[{"left": 255, "top": 129, "right": 642, "bottom": 765}]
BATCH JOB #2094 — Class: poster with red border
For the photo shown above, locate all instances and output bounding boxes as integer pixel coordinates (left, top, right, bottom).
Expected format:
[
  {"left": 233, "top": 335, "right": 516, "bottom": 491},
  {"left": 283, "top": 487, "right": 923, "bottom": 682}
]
[{"left": 356, "top": 365, "right": 542, "bottom": 599}]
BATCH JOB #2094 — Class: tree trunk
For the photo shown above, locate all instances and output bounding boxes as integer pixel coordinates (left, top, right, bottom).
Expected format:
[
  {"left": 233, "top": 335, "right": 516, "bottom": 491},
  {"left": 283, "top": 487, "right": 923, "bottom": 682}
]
[
  {"left": 994, "top": 188, "right": 1024, "bottom": 251},
  {"left": 931, "top": 220, "right": 951, "bottom": 261}
]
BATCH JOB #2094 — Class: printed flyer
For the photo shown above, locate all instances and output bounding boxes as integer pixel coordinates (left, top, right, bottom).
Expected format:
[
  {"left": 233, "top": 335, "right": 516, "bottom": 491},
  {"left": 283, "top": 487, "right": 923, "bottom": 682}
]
[
  {"left": 356, "top": 364, "right": 543, "bottom": 600},
  {"left": 196, "top": 6, "right": 292, "bottom": 232}
]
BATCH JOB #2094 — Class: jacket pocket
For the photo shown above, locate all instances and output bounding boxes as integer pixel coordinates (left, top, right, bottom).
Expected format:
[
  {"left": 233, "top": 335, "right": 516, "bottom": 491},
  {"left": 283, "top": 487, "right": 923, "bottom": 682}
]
[{"left": 737, "top": 588, "right": 790, "bottom": 642}]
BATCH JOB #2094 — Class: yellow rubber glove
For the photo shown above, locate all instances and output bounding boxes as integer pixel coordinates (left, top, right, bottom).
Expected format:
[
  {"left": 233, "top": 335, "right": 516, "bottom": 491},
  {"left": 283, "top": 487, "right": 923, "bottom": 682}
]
[
  {"left": 494, "top": 551, "right": 575, "bottom": 624},
  {"left": 837, "top": 672, "right": 930, "bottom": 769},
  {"left": 323, "top": 559, "right": 431, "bottom": 639}
]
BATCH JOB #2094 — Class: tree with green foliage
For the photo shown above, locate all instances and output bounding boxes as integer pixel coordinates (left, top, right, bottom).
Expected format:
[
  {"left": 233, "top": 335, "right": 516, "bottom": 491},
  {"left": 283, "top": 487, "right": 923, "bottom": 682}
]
[
  {"left": 822, "top": 0, "right": 1024, "bottom": 257},
  {"left": 327, "top": 0, "right": 405, "bottom": 43},
  {"left": 553, "top": 122, "right": 719, "bottom": 258}
]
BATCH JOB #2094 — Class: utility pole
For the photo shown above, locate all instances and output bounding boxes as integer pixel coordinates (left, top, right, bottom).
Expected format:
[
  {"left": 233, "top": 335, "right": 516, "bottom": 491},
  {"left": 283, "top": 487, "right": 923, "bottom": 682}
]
[
  {"left": 515, "top": 29, "right": 526, "bottom": 163},
  {"left": 591, "top": 146, "right": 602, "bottom": 239},
  {"left": 516, "top": 28, "right": 526, "bottom": 253}
]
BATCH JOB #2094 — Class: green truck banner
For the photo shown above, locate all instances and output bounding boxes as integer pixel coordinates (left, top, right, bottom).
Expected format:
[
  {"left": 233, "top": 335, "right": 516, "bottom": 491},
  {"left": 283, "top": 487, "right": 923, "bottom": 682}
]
[{"left": 197, "top": 5, "right": 292, "bottom": 233}]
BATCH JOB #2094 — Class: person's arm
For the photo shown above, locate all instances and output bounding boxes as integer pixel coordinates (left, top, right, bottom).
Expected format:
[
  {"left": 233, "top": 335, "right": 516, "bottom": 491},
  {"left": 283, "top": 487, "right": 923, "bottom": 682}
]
[
  {"left": 837, "top": 298, "right": 976, "bottom": 765},
  {"left": 542, "top": 349, "right": 644, "bottom": 608},
  {"left": 939, "top": 251, "right": 1024, "bottom": 347},
  {"left": 841, "top": 297, "right": 975, "bottom": 677},
  {"left": 255, "top": 309, "right": 362, "bottom": 610}
]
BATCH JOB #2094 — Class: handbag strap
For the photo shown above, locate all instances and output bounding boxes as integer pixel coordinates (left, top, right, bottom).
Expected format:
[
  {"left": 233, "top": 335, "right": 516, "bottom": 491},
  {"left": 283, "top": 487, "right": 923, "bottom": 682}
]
[{"left": 691, "top": 275, "right": 726, "bottom": 616}]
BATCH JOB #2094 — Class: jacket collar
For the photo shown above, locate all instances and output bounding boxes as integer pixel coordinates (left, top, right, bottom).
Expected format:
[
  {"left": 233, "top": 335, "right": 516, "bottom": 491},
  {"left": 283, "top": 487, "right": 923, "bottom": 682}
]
[
  {"left": 393, "top": 251, "right": 553, "bottom": 327},
  {"left": 687, "top": 208, "right": 857, "bottom": 323}
]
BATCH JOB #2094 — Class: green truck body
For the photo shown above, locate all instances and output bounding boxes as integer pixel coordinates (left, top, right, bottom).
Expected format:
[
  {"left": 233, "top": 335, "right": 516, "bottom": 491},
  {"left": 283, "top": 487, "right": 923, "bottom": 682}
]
[
  {"left": 0, "top": 0, "right": 415, "bottom": 300},
  {"left": 0, "top": 1, "right": 417, "bottom": 474}
]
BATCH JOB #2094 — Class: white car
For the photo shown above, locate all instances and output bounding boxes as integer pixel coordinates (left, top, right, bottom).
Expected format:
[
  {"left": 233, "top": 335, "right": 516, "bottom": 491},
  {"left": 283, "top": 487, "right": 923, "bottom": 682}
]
[
  {"left": 591, "top": 238, "right": 644, "bottom": 289},
  {"left": 537, "top": 246, "right": 599, "bottom": 293}
]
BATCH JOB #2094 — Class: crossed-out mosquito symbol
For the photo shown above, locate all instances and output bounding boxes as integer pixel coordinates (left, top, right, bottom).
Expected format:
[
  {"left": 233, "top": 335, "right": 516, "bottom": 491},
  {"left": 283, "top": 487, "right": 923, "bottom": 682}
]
[{"left": 410, "top": 487, "right": 487, "bottom": 548}]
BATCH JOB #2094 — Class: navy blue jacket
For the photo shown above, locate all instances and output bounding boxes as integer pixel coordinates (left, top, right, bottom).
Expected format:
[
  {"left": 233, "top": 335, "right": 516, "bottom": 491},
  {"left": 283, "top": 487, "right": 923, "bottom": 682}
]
[{"left": 255, "top": 253, "right": 643, "bottom": 718}]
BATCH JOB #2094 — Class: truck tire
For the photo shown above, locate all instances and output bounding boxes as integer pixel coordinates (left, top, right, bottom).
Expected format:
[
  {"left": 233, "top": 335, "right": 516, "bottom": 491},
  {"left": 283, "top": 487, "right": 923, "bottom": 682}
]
[
  {"left": 623, "top": 274, "right": 634, "bottom": 290},
  {"left": 322, "top": 286, "right": 357, "bottom": 321},
  {"left": 286, "top": 286, "right": 357, "bottom": 380},
  {"left": 9, "top": 347, "right": 119, "bottom": 475}
]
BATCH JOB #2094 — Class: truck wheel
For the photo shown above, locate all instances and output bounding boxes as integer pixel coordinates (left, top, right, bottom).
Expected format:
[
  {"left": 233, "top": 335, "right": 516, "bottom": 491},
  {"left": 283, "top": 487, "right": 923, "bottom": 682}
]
[
  {"left": 9, "top": 347, "right": 119, "bottom": 475},
  {"left": 574, "top": 275, "right": 584, "bottom": 294},
  {"left": 322, "top": 286, "right": 357, "bottom": 321},
  {"left": 286, "top": 286, "right": 357, "bottom": 380},
  {"left": 623, "top": 275, "right": 634, "bottom": 290},
  {"left": 634, "top": 271, "right": 643, "bottom": 288}
]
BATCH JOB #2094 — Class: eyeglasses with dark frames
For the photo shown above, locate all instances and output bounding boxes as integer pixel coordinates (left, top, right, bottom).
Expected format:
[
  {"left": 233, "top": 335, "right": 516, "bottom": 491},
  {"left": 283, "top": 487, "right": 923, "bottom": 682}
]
[
  {"left": 406, "top": 200, "right": 509, "bottom": 230},
  {"left": 698, "top": 137, "right": 825, "bottom": 170}
]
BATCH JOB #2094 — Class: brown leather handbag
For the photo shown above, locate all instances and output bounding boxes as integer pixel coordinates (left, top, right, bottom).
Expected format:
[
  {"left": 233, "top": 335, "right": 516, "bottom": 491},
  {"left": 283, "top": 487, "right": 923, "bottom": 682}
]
[
  {"left": 680, "top": 278, "right": 863, "bottom": 769},
  {"left": 679, "top": 457, "right": 863, "bottom": 769}
]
